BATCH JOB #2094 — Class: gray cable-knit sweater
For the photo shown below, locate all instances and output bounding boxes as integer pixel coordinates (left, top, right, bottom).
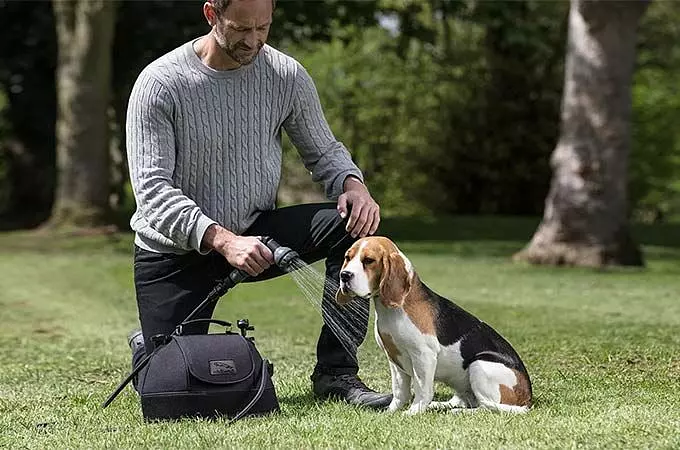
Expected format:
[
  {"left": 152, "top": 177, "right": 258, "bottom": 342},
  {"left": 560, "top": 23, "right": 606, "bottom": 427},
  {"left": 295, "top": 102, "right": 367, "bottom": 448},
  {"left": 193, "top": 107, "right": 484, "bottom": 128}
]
[{"left": 126, "top": 39, "right": 363, "bottom": 254}]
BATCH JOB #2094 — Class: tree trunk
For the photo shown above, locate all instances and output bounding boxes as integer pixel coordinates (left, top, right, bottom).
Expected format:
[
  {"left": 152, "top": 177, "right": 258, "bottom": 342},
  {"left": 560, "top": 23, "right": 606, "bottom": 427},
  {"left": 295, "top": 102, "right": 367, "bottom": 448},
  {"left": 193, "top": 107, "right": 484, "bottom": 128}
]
[
  {"left": 48, "top": 0, "right": 116, "bottom": 228},
  {"left": 514, "top": 0, "right": 648, "bottom": 268}
]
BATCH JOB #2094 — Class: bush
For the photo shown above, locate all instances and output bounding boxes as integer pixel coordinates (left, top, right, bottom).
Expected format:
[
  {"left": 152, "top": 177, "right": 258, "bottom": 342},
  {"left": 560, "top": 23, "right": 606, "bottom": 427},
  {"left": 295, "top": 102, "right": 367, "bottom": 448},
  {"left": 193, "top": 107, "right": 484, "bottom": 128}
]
[
  {"left": 630, "top": 2, "right": 680, "bottom": 222},
  {"left": 284, "top": 2, "right": 567, "bottom": 217}
]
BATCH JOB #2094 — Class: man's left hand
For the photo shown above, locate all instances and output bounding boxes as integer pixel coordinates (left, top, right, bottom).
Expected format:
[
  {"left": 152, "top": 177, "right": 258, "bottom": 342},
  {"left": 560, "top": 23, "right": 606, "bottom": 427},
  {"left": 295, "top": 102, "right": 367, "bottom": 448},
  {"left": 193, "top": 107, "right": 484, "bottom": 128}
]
[{"left": 337, "top": 177, "right": 380, "bottom": 238}]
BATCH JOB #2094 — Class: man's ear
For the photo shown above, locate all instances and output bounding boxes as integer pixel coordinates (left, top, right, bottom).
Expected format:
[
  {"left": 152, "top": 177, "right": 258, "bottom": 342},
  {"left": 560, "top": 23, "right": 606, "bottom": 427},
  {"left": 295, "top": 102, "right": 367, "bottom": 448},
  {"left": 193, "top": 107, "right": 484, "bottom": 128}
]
[
  {"left": 203, "top": 1, "right": 217, "bottom": 27},
  {"left": 379, "top": 252, "right": 411, "bottom": 308},
  {"left": 335, "top": 288, "right": 353, "bottom": 305}
]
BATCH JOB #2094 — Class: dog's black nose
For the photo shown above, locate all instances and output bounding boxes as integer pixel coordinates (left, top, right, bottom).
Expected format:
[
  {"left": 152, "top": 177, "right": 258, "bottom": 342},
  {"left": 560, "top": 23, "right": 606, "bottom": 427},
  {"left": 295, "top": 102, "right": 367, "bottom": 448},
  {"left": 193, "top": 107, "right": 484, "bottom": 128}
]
[{"left": 340, "top": 271, "right": 353, "bottom": 283}]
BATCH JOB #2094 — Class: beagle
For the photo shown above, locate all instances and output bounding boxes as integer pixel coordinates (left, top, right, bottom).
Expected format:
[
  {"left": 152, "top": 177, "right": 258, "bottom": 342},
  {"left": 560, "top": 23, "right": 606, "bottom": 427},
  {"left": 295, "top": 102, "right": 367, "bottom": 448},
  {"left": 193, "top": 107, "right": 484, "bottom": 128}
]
[{"left": 336, "top": 236, "right": 532, "bottom": 415}]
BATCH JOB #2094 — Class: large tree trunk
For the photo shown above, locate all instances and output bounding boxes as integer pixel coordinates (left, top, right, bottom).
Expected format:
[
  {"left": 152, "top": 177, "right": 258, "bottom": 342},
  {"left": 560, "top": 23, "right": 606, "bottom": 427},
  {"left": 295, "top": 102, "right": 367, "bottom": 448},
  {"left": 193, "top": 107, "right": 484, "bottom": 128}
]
[
  {"left": 514, "top": 0, "right": 648, "bottom": 268},
  {"left": 48, "top": 0, "right": 116, "bottom": 228}
]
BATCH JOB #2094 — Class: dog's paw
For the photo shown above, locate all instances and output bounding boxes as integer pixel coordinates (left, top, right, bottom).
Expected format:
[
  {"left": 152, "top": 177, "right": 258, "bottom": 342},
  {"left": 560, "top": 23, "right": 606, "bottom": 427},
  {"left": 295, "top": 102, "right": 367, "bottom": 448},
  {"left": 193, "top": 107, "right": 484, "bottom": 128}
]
[
  {"left": 449, "top": 395, "right": 467, "bottom": 408},
  {"left": 386, "top": 399, "right": 407, "bottom": 413},
  {"left": 404, "top": 402, "right": 428, "bottom": 416},
  {"left": 426, "top": 401, "right": 452, "bottom": 411},
  {"left": 427, "top": 396, "right": 467, "bottom": 411}
]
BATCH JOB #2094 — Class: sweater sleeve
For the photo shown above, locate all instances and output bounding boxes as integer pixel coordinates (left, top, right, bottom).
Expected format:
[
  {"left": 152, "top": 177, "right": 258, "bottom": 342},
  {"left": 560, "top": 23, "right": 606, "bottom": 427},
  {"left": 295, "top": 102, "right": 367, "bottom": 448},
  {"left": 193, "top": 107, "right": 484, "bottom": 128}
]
[
  {"left": 282, "top": 63, "right": 364, "bottom": 200},
  {"left": 126, "top": 71, "right": 216, "bottom": 253}
]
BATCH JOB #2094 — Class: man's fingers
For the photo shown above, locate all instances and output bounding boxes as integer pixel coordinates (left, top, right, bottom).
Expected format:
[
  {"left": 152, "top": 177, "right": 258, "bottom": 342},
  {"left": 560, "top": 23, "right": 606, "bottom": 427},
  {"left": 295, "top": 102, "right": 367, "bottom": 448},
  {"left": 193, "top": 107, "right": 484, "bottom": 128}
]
[
  {"left": 337, "top": 195, "right": 349, "bottom": 219},
  {"left": 368, "top": 208, "right": 381, "bottom": 235},
  {"left": 255, "top": 241, "right": 275, "bottom": 265},
  {"left": 250, "top": 253, "right": 270, "bottom": 273},
  {"left": 355, "top": 206, "right": 373, "bottom": 238},
  {"left": 242, "top": 260, "right": 260, "bottom": 277},
  {"left": 350, "top": 204, "right": 371, "bottom": 238},
  {"left": 239, "top": 241, "right": 272, "bottom": 276},
  {"left": 347, "top": 202, "right": 364, "bottom": 236}
]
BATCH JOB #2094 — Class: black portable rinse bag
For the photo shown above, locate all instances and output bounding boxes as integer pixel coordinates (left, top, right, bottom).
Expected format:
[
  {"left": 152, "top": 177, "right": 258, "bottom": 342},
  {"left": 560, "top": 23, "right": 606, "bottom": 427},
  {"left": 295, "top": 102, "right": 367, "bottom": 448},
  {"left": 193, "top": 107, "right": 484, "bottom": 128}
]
[
  {"left": 136, "top": 319, "right": 279, "bottom": 421},
  {"left": 102, "top": 244, "right": 290, "bottom": 422}
]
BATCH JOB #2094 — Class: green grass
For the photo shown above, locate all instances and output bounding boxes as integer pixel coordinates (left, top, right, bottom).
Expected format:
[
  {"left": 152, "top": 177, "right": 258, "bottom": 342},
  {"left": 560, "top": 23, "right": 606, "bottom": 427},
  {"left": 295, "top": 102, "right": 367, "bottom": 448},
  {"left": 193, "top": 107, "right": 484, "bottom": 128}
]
[{"left": 1, "top": 216, "right": 679, "bottom": 449}]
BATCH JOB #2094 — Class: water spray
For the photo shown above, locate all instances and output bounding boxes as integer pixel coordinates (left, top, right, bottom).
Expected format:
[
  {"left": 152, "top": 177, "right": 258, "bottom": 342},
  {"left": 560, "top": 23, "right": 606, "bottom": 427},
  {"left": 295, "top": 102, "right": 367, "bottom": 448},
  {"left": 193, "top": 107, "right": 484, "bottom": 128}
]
[{"left": 261, "top": 237, "right": 367, "bottom": 363}]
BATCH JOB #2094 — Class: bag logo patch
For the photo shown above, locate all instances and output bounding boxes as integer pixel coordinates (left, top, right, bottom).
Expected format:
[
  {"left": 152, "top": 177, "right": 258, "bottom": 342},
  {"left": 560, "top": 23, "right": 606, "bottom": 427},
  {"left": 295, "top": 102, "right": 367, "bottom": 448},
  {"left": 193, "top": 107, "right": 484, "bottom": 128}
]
[{"left": 210, "top": 359, "right": 237, "bottom": 375}]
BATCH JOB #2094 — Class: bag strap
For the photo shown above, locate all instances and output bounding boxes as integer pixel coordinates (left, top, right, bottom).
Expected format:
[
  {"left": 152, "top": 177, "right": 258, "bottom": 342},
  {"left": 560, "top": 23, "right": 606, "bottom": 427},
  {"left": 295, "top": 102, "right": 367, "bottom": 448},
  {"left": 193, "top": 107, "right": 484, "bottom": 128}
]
[{"left": 229, "top": 359, "right": 271, "bottom": 423}]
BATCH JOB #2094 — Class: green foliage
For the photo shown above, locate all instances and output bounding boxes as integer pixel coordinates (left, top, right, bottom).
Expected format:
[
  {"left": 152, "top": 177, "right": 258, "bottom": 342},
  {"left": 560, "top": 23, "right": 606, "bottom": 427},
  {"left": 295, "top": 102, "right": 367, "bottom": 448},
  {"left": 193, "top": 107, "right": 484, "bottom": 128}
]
[
  {"left": 285, "top": 26, "right": 449, "bottom": 215},
  {"left": 287, "top": 0, "right": 680, "bottom": 220},
  {"left": 286, "top": 1, "right": 567, "bottom": 216},
  {"left": 630, "top": 2, "right": 680, "bottom": 222},
  {"left": 429, "top": 1, "right": 567, "bottom": 215}
]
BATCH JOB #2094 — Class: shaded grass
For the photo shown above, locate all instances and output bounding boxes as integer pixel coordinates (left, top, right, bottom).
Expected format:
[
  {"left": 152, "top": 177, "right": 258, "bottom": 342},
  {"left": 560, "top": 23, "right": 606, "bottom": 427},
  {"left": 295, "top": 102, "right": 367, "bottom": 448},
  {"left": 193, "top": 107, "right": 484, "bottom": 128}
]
[{"left": 1, "top": 216, "right": 679, "bottom": 449}]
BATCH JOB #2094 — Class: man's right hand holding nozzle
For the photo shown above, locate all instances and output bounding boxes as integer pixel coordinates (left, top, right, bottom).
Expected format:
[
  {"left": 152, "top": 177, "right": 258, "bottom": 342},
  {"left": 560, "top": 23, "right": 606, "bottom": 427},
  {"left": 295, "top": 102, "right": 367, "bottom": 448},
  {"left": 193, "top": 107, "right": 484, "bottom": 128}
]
[{"left": 202, "top": 224, "right": 274, "bottom": 277}]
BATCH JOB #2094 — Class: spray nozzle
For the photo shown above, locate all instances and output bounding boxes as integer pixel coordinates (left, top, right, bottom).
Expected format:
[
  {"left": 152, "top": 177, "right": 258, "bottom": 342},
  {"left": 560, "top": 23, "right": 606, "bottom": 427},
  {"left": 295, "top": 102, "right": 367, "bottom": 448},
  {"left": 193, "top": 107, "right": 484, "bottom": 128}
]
[{"left": 260, "top": 236, "right": 300, "bottom": 272}]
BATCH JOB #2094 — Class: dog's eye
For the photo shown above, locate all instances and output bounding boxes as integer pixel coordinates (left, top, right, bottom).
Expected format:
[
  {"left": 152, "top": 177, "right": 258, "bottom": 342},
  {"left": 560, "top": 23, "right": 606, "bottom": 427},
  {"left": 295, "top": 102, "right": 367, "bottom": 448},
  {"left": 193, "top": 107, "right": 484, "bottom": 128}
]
[
  {"left": 344, "top": 255, "right": 350, "bottom": 261},
  {"left": 362, "top": 257, "right": 375, "bottom": 265}
]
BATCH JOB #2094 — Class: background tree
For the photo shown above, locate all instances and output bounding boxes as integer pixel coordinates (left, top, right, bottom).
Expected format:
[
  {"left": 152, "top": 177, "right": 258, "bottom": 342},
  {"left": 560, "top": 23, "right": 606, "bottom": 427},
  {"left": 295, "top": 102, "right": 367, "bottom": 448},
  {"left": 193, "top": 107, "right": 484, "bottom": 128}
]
[
  {"left": 49, "top": 0, "right": 117, "bottom": 228},
  {"left": 514, "top": 0, "right": 649, "bottom": 267}
]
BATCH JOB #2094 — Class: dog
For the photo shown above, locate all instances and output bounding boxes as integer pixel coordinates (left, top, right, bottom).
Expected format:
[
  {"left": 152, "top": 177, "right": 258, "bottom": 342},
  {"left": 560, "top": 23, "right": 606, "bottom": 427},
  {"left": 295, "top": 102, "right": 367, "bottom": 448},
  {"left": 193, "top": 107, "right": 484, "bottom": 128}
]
[{"left": 335, "top": 236, "right": 532, "bottom": 415}]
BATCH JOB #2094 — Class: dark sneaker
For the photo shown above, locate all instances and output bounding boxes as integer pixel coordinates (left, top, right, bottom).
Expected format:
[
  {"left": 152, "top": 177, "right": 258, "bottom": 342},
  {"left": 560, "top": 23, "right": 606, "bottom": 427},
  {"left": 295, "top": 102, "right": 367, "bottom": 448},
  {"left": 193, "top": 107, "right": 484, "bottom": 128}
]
[
  {"left": 312, "top": 374, "right": 392, "bottom": 409},
  {"left": 127, "top": 329, "right": 145, "bottom": 354}
]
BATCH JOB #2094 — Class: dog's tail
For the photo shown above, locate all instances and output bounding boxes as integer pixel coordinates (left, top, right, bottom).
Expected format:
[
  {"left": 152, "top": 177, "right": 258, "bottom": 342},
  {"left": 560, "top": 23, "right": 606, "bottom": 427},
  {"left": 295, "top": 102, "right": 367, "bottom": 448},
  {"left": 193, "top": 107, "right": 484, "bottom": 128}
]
[{"left": 478, "top": 400, "right": 530, "bottom": 414}]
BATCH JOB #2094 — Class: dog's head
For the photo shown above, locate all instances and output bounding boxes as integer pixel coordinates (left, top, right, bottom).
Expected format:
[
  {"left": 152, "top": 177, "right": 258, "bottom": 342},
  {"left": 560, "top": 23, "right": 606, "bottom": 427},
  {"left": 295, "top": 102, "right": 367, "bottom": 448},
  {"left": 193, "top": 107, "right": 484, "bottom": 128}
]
[{"left": 335, "top": 236, "right": 413, "bottom": 308}]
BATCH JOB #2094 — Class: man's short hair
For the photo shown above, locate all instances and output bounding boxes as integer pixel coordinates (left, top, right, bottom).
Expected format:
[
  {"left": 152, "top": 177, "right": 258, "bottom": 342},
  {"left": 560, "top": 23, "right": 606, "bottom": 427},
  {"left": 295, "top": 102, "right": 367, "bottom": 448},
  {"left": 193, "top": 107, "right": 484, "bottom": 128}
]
[{"left": 210, "top": 0, "right": 277, "bottom": 16}]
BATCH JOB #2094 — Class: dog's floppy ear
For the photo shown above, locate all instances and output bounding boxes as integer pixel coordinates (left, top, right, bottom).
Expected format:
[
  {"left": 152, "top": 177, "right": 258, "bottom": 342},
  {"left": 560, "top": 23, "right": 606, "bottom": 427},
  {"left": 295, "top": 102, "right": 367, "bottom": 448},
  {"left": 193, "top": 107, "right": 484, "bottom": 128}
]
[
  {"left": 335, "top": 288, "right": 353, "bottom": 305},
  {"left": 379, "top": 252, "right": 411, "bottom": 308}
]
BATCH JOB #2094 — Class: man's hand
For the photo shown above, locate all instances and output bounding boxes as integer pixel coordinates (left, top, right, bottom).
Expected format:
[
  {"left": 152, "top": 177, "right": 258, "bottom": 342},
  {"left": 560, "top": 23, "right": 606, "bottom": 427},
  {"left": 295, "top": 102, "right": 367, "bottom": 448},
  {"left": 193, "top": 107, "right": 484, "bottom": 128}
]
[
  {"left": 202, "top": 225, "right": 274, "bottom": 277},
  {"left": 337, "top": 176, "right": 380, "bottom": 238}
]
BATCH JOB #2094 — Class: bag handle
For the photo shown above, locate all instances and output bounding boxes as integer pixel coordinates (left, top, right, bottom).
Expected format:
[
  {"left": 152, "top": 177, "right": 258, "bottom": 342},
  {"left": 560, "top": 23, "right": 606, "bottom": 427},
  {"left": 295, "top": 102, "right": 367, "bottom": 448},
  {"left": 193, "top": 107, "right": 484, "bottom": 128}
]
[
  {"left": 176, "top": 319, "right": 232, "bottom": 335},
  {"left": 229, "top": 359, "right": 271, "bottom": 423}
]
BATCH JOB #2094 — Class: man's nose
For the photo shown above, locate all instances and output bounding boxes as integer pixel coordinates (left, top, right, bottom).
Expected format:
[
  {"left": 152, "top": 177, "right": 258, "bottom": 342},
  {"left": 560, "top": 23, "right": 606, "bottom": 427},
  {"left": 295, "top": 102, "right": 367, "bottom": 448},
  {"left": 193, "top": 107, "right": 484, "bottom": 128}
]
[
  {"left": 243, "top": 30, "right": 258, "bottom": 48},
  {"left": 340, "top": 271, "right": 354, "bottom": 283}
]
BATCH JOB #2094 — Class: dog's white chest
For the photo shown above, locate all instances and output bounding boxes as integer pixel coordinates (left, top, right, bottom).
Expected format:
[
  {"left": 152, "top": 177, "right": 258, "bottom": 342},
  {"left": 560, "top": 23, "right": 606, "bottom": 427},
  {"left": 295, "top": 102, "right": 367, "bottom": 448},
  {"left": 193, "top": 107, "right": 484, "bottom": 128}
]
[
  {"left": 374, "top": 301, "right": 439, "bottom": 372},
  {"left": 375, "top": 300, "right": 470, "bottom": 389}
]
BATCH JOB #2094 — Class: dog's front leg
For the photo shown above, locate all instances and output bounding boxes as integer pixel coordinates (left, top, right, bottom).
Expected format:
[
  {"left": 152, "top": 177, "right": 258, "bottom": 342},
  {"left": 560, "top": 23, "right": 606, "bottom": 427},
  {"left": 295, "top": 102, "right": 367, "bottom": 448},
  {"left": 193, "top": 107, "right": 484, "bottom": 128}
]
[
  {"left": 405, "top": 351, "right": 437, "bottom": 415},
  {"left": 387, "top": 361, "right": 411, "bottom": 413}
]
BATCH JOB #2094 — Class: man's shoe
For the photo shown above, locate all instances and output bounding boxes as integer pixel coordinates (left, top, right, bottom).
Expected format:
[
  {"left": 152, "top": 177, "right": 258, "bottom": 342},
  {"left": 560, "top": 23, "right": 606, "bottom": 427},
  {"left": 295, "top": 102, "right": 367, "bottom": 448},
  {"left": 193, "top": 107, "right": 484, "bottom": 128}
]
[
  {"left": 312, "top": 374, "right": 392, "bottom": 409},
  {"left": 127, "top": 329, "right": 145, "bottom": 354}
]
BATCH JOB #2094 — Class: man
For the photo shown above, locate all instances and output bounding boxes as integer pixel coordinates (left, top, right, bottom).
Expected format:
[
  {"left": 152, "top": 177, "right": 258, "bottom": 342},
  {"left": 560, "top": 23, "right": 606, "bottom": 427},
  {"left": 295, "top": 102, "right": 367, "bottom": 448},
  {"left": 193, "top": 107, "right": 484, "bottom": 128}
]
[{"left": 125, "top": 0, "right": 391, "bottom": 409}]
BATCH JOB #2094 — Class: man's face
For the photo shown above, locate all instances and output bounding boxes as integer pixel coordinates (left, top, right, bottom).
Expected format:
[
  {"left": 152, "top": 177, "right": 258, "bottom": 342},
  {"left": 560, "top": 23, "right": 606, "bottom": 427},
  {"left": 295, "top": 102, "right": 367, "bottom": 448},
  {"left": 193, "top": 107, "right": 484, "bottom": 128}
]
[{"left": 210, "top": 0, "right": 272, "bottom": 66}]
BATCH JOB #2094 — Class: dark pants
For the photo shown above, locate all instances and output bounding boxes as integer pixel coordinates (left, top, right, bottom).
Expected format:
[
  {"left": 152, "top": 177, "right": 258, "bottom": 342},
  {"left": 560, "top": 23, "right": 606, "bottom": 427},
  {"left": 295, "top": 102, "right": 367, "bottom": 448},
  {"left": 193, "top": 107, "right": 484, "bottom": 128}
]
[{"left": 132, "top": 203, "right": 369, "bottom": 380}]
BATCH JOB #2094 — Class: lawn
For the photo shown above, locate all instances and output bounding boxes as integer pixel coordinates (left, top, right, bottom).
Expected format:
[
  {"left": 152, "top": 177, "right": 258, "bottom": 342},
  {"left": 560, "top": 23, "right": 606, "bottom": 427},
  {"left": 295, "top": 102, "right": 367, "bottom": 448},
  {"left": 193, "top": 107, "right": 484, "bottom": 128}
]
[{"left": 0, "top": 216, "right": 679, "bottom": 449}]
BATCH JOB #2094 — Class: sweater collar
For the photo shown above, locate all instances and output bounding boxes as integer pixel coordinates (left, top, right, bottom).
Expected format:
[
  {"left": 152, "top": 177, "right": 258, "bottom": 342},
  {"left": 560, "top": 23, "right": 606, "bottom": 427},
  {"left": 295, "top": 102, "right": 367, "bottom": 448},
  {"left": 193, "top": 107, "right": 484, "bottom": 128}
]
[{"left": 184, "top": 37, "right": 262, "bottom": 79}]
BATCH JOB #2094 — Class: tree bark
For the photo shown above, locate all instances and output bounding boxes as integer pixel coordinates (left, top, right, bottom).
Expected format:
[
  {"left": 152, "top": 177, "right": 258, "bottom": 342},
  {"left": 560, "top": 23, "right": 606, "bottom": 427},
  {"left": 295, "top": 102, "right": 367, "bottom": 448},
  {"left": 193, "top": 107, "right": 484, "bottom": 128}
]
[
  {"left": 514, "top": 0, "right": 648, "bottom": 267},
  {"left": 48, "top": 0, "right": 116, "bottom": 228}
]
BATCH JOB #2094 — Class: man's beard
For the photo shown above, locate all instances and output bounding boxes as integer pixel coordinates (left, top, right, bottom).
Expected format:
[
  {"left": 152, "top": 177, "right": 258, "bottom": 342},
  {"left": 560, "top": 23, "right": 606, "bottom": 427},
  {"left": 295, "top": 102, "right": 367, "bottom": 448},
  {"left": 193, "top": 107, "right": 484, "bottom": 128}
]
[{"left": 214, "top": 28, "right": 262, "bottom": 66}]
